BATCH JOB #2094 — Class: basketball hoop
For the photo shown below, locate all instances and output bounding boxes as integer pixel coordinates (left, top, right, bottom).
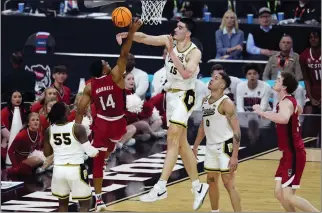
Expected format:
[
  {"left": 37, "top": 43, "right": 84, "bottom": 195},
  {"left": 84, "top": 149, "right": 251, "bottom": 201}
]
[{"left": 140, "top": 0, "right": 167, "bottom": 25}]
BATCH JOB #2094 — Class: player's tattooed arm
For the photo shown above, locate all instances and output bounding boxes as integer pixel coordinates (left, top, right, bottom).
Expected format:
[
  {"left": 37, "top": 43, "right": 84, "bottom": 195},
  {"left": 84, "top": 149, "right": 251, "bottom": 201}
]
[
  {"left": 75, "top": 84, "right": 91, "bottom": 124},
  {"left": 44, "top": 127, "right": 53, "bottom": 157},
  {"left": 223, "top": 99, "right": 241, "bottom": 157}
]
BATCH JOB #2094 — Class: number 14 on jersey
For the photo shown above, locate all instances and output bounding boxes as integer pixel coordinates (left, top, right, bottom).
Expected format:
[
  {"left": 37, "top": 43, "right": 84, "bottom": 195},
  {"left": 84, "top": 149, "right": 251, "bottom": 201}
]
[{"left": 99, "top": 94, "right": 115, "bottom": 110}]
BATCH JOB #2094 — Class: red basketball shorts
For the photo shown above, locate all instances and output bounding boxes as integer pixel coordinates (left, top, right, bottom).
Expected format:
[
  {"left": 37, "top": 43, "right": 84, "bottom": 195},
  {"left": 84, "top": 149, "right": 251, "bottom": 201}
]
[
  {"left": 92, "top": 116, "right": 127, "bottom": 152},
  {"left": 275, "top": 149, "right": 306, "bottom": 189}
]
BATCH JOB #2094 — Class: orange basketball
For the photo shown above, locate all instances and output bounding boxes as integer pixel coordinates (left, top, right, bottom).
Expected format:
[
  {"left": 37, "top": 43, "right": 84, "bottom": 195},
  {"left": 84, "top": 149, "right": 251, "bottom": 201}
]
[{"left": 112, "top": 7, "right": 132, "bottom": 28}]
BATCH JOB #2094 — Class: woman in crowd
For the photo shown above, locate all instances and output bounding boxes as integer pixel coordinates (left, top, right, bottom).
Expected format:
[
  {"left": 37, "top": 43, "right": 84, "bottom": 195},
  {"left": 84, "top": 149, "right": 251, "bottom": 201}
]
[
  {"left": 124, "top": 72, "right": 166, "bottom": 141},
  {"left": 30, "top": 87, "right": 57, "bottom": 113},
  {"left": 39, "top": 97, "right": 57, "bottom": 117},
  {"left": 1, "top": 90, "right": 29, "bottom": 131},
  {"left": 6, "top": 113, "right": 50, "bottom": 176},
  {"left": 215, "top": 10, "right": 244, "bottom": 60}
]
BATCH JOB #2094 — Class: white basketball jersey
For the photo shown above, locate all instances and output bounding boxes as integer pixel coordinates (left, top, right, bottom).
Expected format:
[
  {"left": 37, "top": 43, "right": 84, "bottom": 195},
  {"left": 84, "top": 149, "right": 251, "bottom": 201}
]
[
  {"left": 202, "top": 95, "right": 233, "bottom": 144},
  {"left": 164, "top": 42, "right": 200, "bottom": 90},
  {"left": 49, "top": 122, "right": 85, "bottom": 165}
]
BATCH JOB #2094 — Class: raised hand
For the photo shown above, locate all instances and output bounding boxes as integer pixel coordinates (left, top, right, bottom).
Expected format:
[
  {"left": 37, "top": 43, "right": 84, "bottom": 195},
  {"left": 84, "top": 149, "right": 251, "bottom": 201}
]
[{"left": 129, "top": 18, "right": 143, "bottom": 32}]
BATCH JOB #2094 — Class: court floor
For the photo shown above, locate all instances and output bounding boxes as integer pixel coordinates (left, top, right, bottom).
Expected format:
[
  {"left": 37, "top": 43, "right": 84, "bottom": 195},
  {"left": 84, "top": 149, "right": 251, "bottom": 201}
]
[{"left": 106, "top": 148, "right": 321, "bottom": 212}]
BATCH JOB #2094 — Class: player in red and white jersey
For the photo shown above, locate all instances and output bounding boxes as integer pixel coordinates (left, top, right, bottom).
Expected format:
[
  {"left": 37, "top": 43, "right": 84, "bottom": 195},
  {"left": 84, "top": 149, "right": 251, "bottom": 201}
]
[
  {"left": 299, "top": 30, "right": 321, "bottom": 114},
  {"left": 253, "top": 71, "right": 318, "bottom": 212},
  {"left": 75, "top": 19, "right": 142, "bottom": 212}
]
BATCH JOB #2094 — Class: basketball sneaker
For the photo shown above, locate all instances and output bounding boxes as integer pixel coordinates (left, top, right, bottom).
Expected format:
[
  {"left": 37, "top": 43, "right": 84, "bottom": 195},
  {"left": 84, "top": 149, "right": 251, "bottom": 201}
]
[
  {"left": 95, "top": 200, "right": 107, "bottom": 212},
  {"left": 139, "top": 184, "right": 167, "bottom": 202},
  {"left": 192, "top": 183, "right": 209, "bottom": 211}
]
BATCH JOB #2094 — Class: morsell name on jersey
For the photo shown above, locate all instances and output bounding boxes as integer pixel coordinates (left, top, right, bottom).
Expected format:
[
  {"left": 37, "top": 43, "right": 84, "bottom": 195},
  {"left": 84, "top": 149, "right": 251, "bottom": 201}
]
[{"left": 96, "top": 86, "right": 114, "bottom": 94}]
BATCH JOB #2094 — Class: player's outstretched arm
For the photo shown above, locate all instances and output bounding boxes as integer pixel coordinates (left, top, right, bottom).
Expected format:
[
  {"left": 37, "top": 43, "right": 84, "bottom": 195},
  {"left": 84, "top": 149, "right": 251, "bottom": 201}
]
[
  {"left": 74, "top": 123, "right": 99, "bottom": 158},
  {"left": 112, "top": 19, "right": 142, "bottom": 85},
  {"left": 253, "top": 99, "right": 293, "bottom": 124},
  {"left": 44, "top": 127, "right": 53, "bottom": 157},
  {"left": 167, "top": 36, "right": 201, "bottom": 79},
  {"left": 75, "top": 85, "right": 91, "bottom": 124},
  {"left": 116, "top": 32, "right": 168, "bottom": 46}
]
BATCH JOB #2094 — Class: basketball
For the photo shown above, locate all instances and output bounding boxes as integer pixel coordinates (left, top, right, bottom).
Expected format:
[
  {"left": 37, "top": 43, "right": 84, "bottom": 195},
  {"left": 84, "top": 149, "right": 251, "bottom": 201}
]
[{"left": 112, "top": 7, "right": 132, "bottom": 28}]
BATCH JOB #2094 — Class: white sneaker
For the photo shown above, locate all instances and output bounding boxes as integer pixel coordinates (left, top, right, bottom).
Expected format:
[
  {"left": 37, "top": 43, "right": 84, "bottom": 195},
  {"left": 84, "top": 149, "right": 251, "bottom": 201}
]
[
  {"left": 140, "top": 184, "right": 167, "bottom": 202},
  {"left": 125, "top": 138, "right": 136, "bottom": 147},
  {"left": 95, "top": 200, "right": 107, "bottom": 212},
  {"left": 192, "top": 183, "right": 209, "bottom": 211}
]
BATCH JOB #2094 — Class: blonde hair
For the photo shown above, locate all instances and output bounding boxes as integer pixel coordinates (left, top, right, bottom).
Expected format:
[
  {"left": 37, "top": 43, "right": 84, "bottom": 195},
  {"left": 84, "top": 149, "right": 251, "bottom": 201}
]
[
  {"left": 39, "top": 97, "right": 57, "bottom": 116},
  {"left": 39, "top": 87, "right": 57, "bottom": 105},
  {"left": 219, "top": 10, "right": 239, "bottom": 30}
]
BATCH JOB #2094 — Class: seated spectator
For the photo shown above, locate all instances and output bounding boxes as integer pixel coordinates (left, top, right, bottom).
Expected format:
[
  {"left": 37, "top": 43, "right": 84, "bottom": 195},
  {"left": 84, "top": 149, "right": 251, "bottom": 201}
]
[
  {"left": 126, "top": 54, "right": 149, "bottom": 99},
  {"left": 246, "top": 7, "right": 282, "bottom": 60},
  {"left": 30, "top": 87, "right": 57, "bottom": 113},
  {"left": 283, "top": 0, "right": 320, "bottom": 23},
  {"left": 236, "top": 64, "right": 271, "bottom": 112},
  {"left": 51, "top": 65, "right": 71, "bottom": 105},
  {"left": 1, "top": 90, "right": 29, "bottom": 130},
  {"left": 299, "top": 30, "right": 321, "bottom": 114},
  {"left": 124, "top": 72, "right": 166, "bottom": 142},
  {"left": 151, "top": 48, "right": 167, "bottom": 97},
  {"left": 39, "top": 97, "right": 57, "bottom": 117},
  {"left": 263, "top": 35, "right": 302, "bottom": 81},
  {"left": 207, "top": 64, "right": 242, "bottom": 103},
  {"left": 5, "top": 113, "right": 49, "bottom": 176},
  {"left": 215, "top": 10, "right": 244, "bottom": 60}
]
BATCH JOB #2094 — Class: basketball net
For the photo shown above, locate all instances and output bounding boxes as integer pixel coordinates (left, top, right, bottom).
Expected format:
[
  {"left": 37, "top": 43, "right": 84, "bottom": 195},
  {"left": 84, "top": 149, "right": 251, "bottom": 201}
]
[{"left": 140, "top": 0, "right": 167, "bottom": 25}]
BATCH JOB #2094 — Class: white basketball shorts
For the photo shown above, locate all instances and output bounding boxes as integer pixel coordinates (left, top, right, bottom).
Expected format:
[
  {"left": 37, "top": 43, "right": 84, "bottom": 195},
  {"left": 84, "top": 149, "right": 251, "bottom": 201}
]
[
  {"left": 166, "top": 89, "right": 196, "bottom": 128},
  {"left": 51, "top": 164, "right": 92, "bottom": 200},
  {"left": 204, "top": 138, "right": 234, "bottom": 173}
]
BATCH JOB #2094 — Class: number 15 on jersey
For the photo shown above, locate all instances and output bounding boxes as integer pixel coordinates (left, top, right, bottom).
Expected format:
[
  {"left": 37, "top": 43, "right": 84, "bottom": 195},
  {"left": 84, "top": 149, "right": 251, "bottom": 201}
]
[{"left": 99, "top": 94, "right": 115, "bottom": 110}]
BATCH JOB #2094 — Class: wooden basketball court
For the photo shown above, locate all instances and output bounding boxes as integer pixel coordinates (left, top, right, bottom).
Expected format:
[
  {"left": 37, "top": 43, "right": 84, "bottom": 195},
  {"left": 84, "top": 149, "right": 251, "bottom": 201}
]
[{"left": 107, "top": 148, "right": 321, "bottom": 212}]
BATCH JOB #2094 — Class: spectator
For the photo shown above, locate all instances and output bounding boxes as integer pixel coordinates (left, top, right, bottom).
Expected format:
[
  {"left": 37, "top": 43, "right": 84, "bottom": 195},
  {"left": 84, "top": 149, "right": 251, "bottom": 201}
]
[
  {"left": 236, "top": 64, "right": 271, "bottom": 112},
  {"left": 283, "top": 0, "right": 320, "bottom": 23},
  {"left": 30, "top": 87, "right": 57, "bottom": 113},
  {"left": 2, "top": 51, "right": 35, "bottom": 102},
  {"left": 215, "top": 10, "right": 244, "bottom": 60},
  {"left": 263, "top": 35, "right": 302, "bottom": 81},
  {"left": 51, "top": 65, "right": 71, "bottom": 105},
  {"left": 256, "top": 0, "right": 283, "bottom": 19},
  {"left": 246, "top": 7, "right": 282, "bottom": 60},
  {"left": 151, "top": 48, "right": 167, "bottom": 97},
  {"left": 39, "top": 97, "right": 57, "bottom": 117},
  {"left": 126, "top": 53, "right": 149, "bottom": 100},
  {"left": 1, "top": 90, "right": 29, "bottom": 130},
  {"left": 299, "top": 30, "right": 321, "bottom": 114},
  {"left": 207, "top": 64, "right": 242, "bottom": 103}
]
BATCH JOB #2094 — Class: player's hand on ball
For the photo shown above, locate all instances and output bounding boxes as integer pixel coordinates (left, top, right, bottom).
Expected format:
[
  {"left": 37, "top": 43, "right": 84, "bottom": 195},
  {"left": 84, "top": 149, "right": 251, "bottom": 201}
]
[
  {"left": 129, "top": 18, "right": 143, "bottom": 32},
  {"left": 116, "top": 32, "right": 128, "bottom": 45},
  {"left": 228, "top": 156, "right": 238, "bottom": 172}
]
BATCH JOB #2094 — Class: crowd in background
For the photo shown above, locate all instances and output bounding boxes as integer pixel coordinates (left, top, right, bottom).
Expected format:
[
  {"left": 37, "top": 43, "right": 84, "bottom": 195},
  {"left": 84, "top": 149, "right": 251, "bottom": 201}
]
[{"left": 0, "top": 0, "right": 321, "bottom": 178}]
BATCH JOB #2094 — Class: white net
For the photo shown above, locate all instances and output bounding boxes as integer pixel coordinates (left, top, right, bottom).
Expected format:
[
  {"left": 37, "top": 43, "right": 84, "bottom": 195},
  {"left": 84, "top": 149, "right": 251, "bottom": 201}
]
[{"left": 140, "top": 0, "right": 167, "bottom": 25}]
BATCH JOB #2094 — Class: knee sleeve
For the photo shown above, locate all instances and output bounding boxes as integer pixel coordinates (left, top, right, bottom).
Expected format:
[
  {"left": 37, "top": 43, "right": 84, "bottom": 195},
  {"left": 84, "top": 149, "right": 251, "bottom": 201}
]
[{"left": 92, "top": 151, "right": 106, "bottom": 179}]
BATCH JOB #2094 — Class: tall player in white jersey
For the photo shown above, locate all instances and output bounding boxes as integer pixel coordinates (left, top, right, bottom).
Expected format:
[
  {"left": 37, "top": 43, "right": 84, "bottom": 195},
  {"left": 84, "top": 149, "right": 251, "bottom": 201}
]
[
  {"left": 193, "top": 72, "right": 242, "bottom": 212},
  {"left": 117, "top": 18, "right": 209, "bottom": 210},
  {"left": 43, "top": 102, "right": 99, "bottom": 212}
]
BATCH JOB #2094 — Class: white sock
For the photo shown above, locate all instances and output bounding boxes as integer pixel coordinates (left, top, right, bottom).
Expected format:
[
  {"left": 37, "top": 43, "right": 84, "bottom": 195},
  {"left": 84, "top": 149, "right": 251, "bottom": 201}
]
[
  {"left": 157, "top": 179, "right": 167, "bottom": 188},
  {"left": 95, "top": 193, "right": 102, "bottom": 201},
  {"left": 211, "top": 209, "right": 219, "bottom": 212},
  {"left": 192, "top": 179, "right": 201, "bottom": 190}
]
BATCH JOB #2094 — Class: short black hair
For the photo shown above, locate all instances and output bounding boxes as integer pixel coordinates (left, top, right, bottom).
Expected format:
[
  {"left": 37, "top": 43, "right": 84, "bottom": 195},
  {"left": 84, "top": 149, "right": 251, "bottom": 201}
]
[
  {"left": 47, "top": 102, "right": 67, "bottom": 124},
  {"left": 243, "top": 63, "right": 261, "bottom": 76},
  {"left": 180, "top": 18, "right": 196, "bottom": 37},
  {"left": 90, "top": 60, "right": 103, "bottom": 77},
  {"left": 53, "top": 65, "right": 67, "bottom": 74},
  {"left": 308, "top": 30, "right": 321, "bottom": 46},
  {"left": 211, "top": 64, "right": 225, "bottom": 72},
  {"left": 281, "top": 71, "right": 298, "bottom": 94},
  {"left": 218, "top": 72, "right": 231, "bottom": 89}
]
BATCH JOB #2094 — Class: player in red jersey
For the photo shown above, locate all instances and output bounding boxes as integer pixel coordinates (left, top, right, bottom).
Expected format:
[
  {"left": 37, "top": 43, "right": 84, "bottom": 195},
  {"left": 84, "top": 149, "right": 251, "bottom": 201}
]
[
  {"left": 75, "top": 19, "right": 142, "bottom": 212},
  {"left": 299, "top": 30, "right": 321, "bottom": 114},
  {"left": 253, "top": 71, "right": 319, "bottom": 212}
]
